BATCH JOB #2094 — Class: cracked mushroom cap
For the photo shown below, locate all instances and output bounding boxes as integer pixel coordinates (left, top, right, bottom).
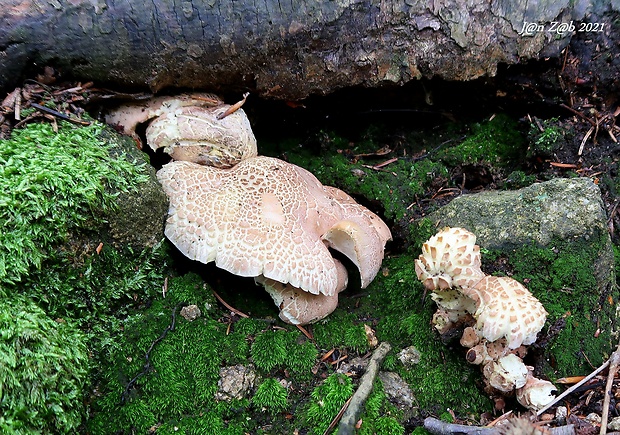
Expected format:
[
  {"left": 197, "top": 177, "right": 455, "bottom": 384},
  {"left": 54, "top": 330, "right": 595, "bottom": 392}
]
[
  {"left": 516, "top": 370, "right": 557, "bottom": 411},
  {"left": 145, "top": 106, "right": 257, "bottom": 168},
  {"left": 157, "top": 156, "right": 391, "bottom": 297},
  {"left": 482, "top": 353, "right": 529, "bottom": 392},
  {"left": 256, "top": 259, "right": 349, "bottom": 325},
  {"left": 415, "top": 227, "right": 485, "bottom": 291},
  {"left": 460, "top": 276, "right": 548, "bottom": 349},
  {"left": 105, "top": 93, "right": 223, "bottom": 139}
]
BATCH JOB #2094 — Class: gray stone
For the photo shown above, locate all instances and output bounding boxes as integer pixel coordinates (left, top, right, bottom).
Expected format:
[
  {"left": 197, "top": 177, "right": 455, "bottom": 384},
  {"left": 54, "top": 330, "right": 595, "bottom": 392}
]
[
  {"left": 428, "top": 177, "right": 614, "bottom": 295},
  {"left": 608, "top": 416, "right": 620, "bottom": 431},
  {"left": 101, "top": 127, "right": 168, "bottom": 250},
  {"left": 215, "top": 364, "right": 257, "bottom": 401},
  {"left": 397, "top": 346, "right": 422, "bottom": 367},
  {"left": 180, "top": 305, "right": 201, "bottom": 322},
  {"left": 379, "top": 371, "right": 415, "bottom": 409}
]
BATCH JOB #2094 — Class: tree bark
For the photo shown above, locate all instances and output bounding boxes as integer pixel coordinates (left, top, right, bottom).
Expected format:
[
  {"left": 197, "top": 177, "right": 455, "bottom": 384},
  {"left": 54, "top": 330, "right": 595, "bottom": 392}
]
[{"left": 0, "top": 0, "right": 617, "bottom": 100}]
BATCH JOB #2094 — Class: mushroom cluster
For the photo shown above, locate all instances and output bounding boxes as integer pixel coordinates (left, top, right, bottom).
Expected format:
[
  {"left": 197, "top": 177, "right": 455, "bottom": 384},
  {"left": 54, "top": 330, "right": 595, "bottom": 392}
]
[
  {"left": 107, "top": 95, "right": 391, "bottom": 325},
  {"left": 415, "top": 227, "right": 555, "bottom": 410}
]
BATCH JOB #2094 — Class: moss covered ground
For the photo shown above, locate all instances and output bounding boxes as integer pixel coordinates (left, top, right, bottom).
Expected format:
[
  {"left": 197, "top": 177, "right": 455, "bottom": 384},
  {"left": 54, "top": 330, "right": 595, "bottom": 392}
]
[{"left": 2, "top": 110, "right": 618, "bottom": 433}]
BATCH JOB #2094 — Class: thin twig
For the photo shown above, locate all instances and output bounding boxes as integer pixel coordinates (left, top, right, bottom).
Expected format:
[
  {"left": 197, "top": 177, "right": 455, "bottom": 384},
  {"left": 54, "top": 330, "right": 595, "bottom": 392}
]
[
  {"left": 600, "top": 341, "right": 620, "bottom": 435},
  {"left": 560, "top": 103, "right": 597, "bottom": 127},
  {"left": 424, "top": 417, "right": 575, "bottom": 435},
  {"left": 30, "top": 102, "right": 91, "bottom": 125},
  {"left": 337, "top": 342, "right": 392, "bottom": 435},
  {"left": 578, "top": 126, "right": 595, "bottom": 156},
  {"left": 537, "top": 358, "right": 611, "bottom": 415},
  {"left": 212, "top": 289, "right": 249, "bottom": 318},
  {"left": 296, "top": 324, "right": 314, "bottom": 340},
  {"left": 322, "top": 396, "right": 353, "bottom": 435}
]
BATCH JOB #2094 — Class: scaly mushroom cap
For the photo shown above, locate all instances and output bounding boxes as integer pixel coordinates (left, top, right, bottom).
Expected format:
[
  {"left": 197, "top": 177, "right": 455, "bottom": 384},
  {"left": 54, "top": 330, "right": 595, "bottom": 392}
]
[
  {"left": 516, "top": 371, "right": 557, "bottom": 411},
  {"left": 146, "top": 106, "right": 257, "bottom": 168},
  {"left": 157, "top": 156, "right": 391, "bottom": 297},
  {"left": 256, "top": 259, "right": 348, "bottom": 325},
  {"left": 415, "top": 227, "right": 485, "bottom": 291},
  {"left": 460, "top": 276, "right": 548, "bottom": 349},
  {"left": 105, "top": 93, "right": 222, "bottom": 139}
]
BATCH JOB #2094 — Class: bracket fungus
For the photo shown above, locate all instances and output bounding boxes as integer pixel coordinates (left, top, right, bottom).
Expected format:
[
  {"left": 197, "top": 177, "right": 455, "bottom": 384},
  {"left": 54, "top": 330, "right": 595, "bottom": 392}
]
[
  {"left": 108, "top": 94, "right": 391, "bottom": 325},
  {"left": 415, "top": 227, "right": 554, "bottom": 410}
]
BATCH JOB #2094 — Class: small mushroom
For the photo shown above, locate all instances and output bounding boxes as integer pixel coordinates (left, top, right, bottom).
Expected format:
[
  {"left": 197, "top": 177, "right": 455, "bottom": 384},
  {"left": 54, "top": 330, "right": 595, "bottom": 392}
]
[
  {"left": 482, "top": 354, "right": 529, "bottom": 392},
  {"left": 516, "top": 370, "right": 557, "bottom": 411},
  {"left": 105, "top": 93, "right": 222, "bottom": 143},
  {"left": 415, "top": 227, "right": 485, "bottom": 291},
  {"left": 460, "top": 276, "right": 548, "bottom": 349},
  {"left": 157, "top": 156, "right": 391, "bottom": 301}
]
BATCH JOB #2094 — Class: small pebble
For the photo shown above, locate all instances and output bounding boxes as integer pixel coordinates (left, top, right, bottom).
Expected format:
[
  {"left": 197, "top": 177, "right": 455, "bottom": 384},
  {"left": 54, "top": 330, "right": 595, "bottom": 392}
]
[
  {"left": 555, "top": 406, "right": 568, "bottom": 425},
  {"left": 398, "top": 346, "right": 421, "bottom": 367},
  {"left": 180, "top": 304, "right": 201, "bottom": 321},
  {"left": 608, "top": 416, "right": 620, "bottom": 431},
  {"left": 586, "top": 413, "right": 601, "bottom": 425}
]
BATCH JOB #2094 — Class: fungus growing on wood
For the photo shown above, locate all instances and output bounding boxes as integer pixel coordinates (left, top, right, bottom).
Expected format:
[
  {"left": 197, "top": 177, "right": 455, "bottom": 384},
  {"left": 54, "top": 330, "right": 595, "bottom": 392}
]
[
  {"left": 106, "top": 93, "right": 257, "bottom": 167},
  {"left": 146, "top": 105, "right": 257, "bottom": 167},
  {"left": 109, "top": 94, "right": 391, "bottom": 325}
]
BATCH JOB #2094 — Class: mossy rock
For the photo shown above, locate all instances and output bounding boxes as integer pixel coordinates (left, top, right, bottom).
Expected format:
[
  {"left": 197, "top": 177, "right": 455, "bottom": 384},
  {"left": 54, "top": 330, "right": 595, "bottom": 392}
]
[
  {"left": 0, "top": 120, "right": 170, "bottom": 432},
  {"left": 426, "top": 177, "right": 617, "bottom": 376}
]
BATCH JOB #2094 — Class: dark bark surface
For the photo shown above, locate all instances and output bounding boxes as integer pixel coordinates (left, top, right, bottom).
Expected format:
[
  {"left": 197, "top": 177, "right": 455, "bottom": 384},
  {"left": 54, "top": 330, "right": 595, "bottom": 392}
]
[{"left": 0, "top": 0, "right": 617, "bottom": 99}]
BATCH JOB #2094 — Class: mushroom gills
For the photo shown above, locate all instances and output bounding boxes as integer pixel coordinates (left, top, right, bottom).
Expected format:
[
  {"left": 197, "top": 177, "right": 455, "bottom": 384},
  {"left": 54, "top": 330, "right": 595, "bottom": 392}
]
[{"left": 322, "top": 220, "right": 383, "bottom": 288}]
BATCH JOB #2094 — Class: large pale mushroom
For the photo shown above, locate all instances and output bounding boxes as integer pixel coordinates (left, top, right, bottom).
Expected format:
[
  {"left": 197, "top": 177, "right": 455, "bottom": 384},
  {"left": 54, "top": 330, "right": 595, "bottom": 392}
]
[
  {"left": 157, "top": 156, "right": 391, "bottom": 322},
  {"left": 108, "top": 94, "right": 391, "bottom": 324},
  {"left": 255, "top": 258, "right": 348, "bottom": 325}
]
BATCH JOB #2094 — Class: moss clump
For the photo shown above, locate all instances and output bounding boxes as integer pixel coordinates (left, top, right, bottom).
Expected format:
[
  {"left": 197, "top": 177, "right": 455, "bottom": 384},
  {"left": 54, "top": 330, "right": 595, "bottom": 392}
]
[
  {"left": 0, "top": 121, "right": 149, "bottom": 286},
  {"left": 0, "top": 295, "right": 88, "bottom": 434},
  {"left": 312, "top": 311, "right": 372, "bottom": 355},
  {"left": 492, "top": 235, "right": 618, "bottom": 376},
  {"left": 526, "top": 117, "right": 566, "bottom": 158},
  {"left": 361, "top": 255, "right": 492, "bottom": 415},
  {"left": 252, "top": 378, "right": 288, "bottom": 414},
  {"left": 436, "top": 114, "right": 525, "bottom": 167},
  {"left": 251, "top": 328, "right": 318, "bottom": 379},
  {"left": 503, "top": 170, "right": 537, "bottom": 189},
  {"left": 357, "top": 380, "right": 404, "bottom": 435},
  {"left": 303, "top": 373, "right": 354, "bottom": 435},
  {"left": 88, "top": 273, "right": 248, "bottom": 434}
]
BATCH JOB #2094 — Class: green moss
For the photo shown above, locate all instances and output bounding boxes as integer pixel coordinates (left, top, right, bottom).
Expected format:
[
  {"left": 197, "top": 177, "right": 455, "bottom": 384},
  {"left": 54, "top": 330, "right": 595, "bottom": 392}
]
[
  {"left": 361, "top": 255, "right": 492, "bottom": 415},
  {"left": 0, "top": 295, "right": 88, "bottom": 434},
  {"left": 313, "top": 311, "right": 371, "bottom": 354},
  {"left": 503, "top": 170, "right": 537, "bottom": 189},
  {"left": 409, "top": 159, "right": 449, "bottom": 196},
  {"left": 526, "top": 117, "right": 566, "bottom": 158},
  {"left": 357, "top": 380, "right": 404, "bottom": 435},
  {"left": 492, "top": 235, "right": 618, "bottom": 377},
  {"left": 0, "top": 121, "right": 148, "bottom": 286},
  {"left": 436, "top": 114, "right": 525, "bottom": 167},
  {"left": 251, "top": 328, "right": 318, "bottom": 379},
  {"left": 253, "top": 378, "right": 288, "bottom": 414},
  {"left": 86, "top": 274, "right": 226, "bottom": 432},
  {"left": 303, "top": 373, "right": 353, "bottom": 435}
]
